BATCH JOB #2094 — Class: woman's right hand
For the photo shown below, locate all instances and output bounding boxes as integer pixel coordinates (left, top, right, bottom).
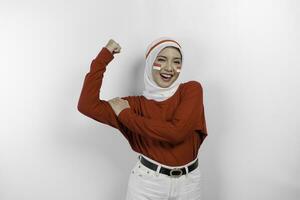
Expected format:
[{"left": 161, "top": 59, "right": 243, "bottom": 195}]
[{"left": 105, "top": 39, "right": 121, "bottom": 55}]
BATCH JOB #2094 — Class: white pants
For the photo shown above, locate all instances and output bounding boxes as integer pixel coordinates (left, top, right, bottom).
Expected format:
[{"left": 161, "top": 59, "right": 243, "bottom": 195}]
[{"left": 125, "top": 154, "right": 202, "bottom": 200}]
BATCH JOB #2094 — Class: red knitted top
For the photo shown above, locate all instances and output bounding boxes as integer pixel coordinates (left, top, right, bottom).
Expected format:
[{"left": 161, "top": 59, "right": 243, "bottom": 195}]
[{"left": 77, "top": 47, "right": 208, "bottom": 166}]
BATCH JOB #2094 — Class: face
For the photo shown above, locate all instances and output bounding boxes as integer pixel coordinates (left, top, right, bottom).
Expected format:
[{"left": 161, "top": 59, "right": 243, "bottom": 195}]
[{"left": 152, "top": 47, "right": 182, "bottom": 88}]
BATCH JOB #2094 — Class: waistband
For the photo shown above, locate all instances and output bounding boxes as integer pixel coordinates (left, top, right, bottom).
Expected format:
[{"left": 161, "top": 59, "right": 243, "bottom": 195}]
[{"left": 138, "top": 154, "right": 198, "bottom": 169}]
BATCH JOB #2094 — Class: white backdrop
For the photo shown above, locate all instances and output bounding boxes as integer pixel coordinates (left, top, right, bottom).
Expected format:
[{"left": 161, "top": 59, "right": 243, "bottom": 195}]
[{"left": 0, "top": 0, "right": 299, "bottom": 199}]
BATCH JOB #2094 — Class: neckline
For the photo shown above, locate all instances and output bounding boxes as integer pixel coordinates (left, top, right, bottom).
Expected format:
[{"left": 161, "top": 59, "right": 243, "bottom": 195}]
[{"left": 142, "top": 83, "right": 183, "bottom": 104}]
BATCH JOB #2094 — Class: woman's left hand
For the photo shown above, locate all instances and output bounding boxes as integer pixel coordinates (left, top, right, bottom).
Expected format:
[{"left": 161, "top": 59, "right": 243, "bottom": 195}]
[{"left": 108, "top": 97, "right": 130, "bottom": 116}]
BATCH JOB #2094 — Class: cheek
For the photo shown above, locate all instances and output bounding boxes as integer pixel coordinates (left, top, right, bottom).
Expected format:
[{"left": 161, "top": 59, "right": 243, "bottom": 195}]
[
  {"left": 176, "top": 65, "right": 181, "bottom": 73},
  {"left": 153, "top": 62, "right": 161, "bottom": 71},
  {"left": 152, "top": 69, "right": 160, "bottom": 80}
]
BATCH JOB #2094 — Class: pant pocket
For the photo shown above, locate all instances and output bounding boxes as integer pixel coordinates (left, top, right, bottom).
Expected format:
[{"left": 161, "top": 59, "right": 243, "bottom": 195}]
[
  {"left": 127, "top": 162, "right": 170, "bottom": 199},
  {"left": 132, "top": 160, "right": 156, "bottom": 180}
]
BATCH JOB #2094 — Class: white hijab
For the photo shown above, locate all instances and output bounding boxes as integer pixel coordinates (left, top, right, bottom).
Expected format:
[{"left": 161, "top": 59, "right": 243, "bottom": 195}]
[{"left": 142, "top": 36, "right": 184, "bottom": 102}]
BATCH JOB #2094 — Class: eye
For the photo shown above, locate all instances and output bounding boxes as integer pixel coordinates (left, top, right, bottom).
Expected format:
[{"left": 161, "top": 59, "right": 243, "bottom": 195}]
[
  {"left": 158, "top": 58, "right": 165, "bottom": 62},
  {"left": 174, "top": 61, "right": 181, "bottom": 64}
]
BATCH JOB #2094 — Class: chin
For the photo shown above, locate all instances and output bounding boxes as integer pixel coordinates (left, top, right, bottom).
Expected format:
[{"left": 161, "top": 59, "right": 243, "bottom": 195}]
[
  {"left": 158, "top": 84, "right": 170, "bottom": 88},
  {"left": 157, "top": 79, "right": 175, "bottom": 88}
]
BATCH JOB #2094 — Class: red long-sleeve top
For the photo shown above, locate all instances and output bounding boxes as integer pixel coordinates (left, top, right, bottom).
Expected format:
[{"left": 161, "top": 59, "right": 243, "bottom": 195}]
[{"left": 77, "top": 47, "right": 208, "bottom": 166}]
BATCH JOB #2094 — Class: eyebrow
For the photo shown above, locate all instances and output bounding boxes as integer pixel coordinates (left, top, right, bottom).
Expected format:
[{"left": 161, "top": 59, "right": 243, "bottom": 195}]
[{"left": 157, "top": 55, "right": 181, "bottom": 60}]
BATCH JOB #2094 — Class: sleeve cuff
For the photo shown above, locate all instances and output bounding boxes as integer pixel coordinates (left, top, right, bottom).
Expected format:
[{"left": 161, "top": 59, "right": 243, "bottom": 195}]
[{"left": 95, "top": 47, "right": 114, "bottom": 65}]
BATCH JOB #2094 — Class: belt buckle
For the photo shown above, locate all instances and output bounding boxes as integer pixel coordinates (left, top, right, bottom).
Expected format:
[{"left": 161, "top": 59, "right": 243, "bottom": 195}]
[{"left": 170, "top": 168, "right": 183, "bottom": 178}]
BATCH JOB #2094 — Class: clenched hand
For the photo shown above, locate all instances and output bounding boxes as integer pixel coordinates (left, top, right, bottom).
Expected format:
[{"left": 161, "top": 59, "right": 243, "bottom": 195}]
[{"left": 108, "top": 97, "right": 130, "bottom": 116}]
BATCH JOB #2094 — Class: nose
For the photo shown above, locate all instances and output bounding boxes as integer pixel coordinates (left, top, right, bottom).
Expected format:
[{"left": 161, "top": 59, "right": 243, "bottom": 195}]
[{"left": 165, "top": 61, "right": 174, "bottom": 72}]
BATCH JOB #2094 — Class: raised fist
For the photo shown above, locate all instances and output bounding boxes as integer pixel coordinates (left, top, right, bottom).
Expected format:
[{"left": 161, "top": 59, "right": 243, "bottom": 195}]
[{"left": 105, "top": 39, "right": 121, "bottom": 55}]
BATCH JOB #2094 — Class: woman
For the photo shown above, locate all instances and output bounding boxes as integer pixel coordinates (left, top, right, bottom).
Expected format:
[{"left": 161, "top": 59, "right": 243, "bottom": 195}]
[{"left": 77, "top": 36, "right": 208, "bottom": 200}]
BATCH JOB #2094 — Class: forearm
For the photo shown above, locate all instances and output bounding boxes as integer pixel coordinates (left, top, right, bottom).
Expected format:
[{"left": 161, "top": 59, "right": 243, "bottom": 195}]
[
  {"left": 117, "top": 108, "right": 198, "bottom": 145},
  {"left": 77, "top": 47, "right": 114, "bottom": 112}
]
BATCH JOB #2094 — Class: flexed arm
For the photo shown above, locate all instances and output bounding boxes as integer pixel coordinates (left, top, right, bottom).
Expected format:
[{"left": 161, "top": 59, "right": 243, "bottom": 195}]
[{"left": 77, "top": 39, "right": 130, "bottom": 130}]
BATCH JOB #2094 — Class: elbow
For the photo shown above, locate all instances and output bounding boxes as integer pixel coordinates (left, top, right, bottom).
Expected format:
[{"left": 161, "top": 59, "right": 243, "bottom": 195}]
[
  {"left": 77, "top": 96, "right": 92, "bottom": 114},
  {"left": 77, "top": 103, "right": 90, "bottom": 115},
  {"left": 169, "top": 130, "right": 189, "bottom": 145},
  {"left": 169, "top": 135, "right": 184, "bottom": 145},
  {"left": 170, "top": 139, "right": 182, "bottom": 145},
  {"left": 169, "top": 138, "right": 184, "bottom": 145},
  {"left": 77, "top": 105, "right": 85, "bottom": 114}
]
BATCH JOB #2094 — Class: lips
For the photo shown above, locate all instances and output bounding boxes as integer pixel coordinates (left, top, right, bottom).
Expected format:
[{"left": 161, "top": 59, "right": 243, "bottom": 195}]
[{"left": 160, "top": 73, "right": 173, "bottom": 81}]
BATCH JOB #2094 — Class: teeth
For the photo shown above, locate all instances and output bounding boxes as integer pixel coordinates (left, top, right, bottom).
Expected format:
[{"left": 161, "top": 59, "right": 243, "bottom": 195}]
[{"left": 161, "top": 74, "right": 172, "bottom": 78}]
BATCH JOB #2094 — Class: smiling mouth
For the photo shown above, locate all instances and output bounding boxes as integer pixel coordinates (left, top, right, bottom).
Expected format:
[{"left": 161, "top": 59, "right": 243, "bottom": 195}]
[{"left": 160, "top": 73, "right": 173, "bottom": 82}]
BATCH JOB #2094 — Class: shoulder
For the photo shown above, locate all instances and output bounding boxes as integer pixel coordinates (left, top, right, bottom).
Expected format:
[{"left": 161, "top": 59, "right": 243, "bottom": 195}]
[
  {"left": 178, "top": 81, "right": 204, "bottom": 103},
  {"left": 181, "top": 80, "right": 203, "bottom": 93}
]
